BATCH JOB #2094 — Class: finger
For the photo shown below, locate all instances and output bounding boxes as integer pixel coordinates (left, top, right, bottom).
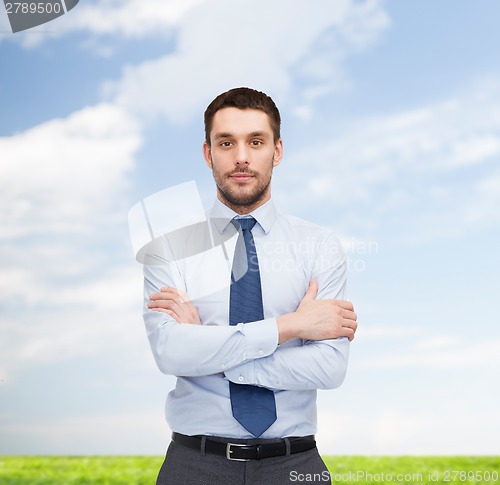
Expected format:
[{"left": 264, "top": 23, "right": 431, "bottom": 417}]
[
  {"left": 175, "top": 288, "right": 191, "bottom": 303},
  {"left": 160, "top": 287, "right": 182, "bottom": 297},
  {"left": 148, "top": 300, "right": 183, "bottom": 314},
  {"left": 341, "top": 309, "right": 357, "bottom": 321},
  {"left": 301, "top": 279, "right": 318, "bottom": 303},
  {"left": 150, "top": 291, "right": 184, "bottom": 304},
  {"left": 341, "top": 319, "right": 358, "bottom": 331},
  {"left": 159, "top": 287, "right": 191, "bottom": 303},
  {"left": 341, "top": 327, "right": 355, "bottom": 341},
  {"left": 151, "top": 307, "right": 171, "bottom": 314},
  {"left": 151, "top": 307, "right": 181, "bottom": 322},
  {"left": 331, "top": 300, "right": 354, "bottom": 311},
  {"left": 160, "top": 286, "right": 187, "bottom": 295}
]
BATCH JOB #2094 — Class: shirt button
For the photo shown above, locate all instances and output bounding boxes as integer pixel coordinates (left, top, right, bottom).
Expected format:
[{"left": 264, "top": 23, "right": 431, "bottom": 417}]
[
  {"left": 238, "top": 376, "right": 244, "bottom": 382},
  {"left": 221, "top": 363, "right": 226, "bottom": 369},
  {"left": 258, "top": 349, "right": 264, "bottom": 356}
]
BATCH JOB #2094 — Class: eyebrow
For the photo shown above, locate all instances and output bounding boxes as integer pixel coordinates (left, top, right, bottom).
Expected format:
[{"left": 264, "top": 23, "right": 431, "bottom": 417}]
[
  {"left": 248, "top": 131, "right": 270, "bottom": 139},
  {"left": 213, "top": 132, "right": 233, "bottom": 140},
  {"left": 213, "top": 131, "right": 270, "bottom": 140}
]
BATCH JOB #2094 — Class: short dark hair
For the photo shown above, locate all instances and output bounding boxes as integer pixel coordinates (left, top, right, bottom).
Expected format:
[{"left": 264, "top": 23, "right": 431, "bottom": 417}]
[{"left": 204, "top": 87, "right": 281, "bottom": 146}]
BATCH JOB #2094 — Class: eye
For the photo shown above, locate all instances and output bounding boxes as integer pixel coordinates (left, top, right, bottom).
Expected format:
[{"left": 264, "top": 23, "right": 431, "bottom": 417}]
[
  {"left": 220, "top": 141, "right": 232, "bottom": 147},
  {"left": 250, "top": 140, "right": 263, "bottom": 146}
]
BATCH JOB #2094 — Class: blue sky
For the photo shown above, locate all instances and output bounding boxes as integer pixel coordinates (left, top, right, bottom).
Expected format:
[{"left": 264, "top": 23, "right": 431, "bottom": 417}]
[{"left": 1, "top": 0, "right": 499, "bottom": 455}]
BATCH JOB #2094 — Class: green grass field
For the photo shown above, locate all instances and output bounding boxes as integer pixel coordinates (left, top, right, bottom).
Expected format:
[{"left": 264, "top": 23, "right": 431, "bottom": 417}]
[{"left": 0, "top": 456, "right": 498, "bottom": 484}]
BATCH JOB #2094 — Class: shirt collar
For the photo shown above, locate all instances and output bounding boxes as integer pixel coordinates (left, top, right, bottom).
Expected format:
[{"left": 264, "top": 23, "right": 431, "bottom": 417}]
[{"left": 209, "top": 197, "right": 278, "bottom": 235}]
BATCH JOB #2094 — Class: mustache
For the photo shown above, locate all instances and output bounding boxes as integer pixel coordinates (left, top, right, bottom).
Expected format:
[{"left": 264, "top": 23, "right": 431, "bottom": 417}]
[{"left": 229, "top": 169, "right": 256, "bottom": 176}]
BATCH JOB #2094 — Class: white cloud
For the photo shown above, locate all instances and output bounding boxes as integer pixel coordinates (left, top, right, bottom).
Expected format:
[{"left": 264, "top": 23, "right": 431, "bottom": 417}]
[
  {"left": 414, "top": 335, "right": 460, "bottom": 351},
  {"left": 0, "top": 103, "right": 146, "bottom": 376},
  {"left": 109, "top": 0, "right": 389, "bottom": 123},
  {"left": 2, "top": 0, "right": 389, "bottom": 61},
  {"left": 66, "top": 0, "right": 205, "bottom": 37},
  {"left": 292, "top": 105, "right": 314, "bottom": 123},
  {"left": 317, "top": 406, "right": 500, "bottom": 454},
  {"left": 274, "top": 80, "right": 500, "bottom": 241},
  {"left": 2, "top": 0, "right": 206, "bottom": 47},
  {"left": 0, "top": 410, "right": 169, "bottom": 454},
  {"left": 0, "top": 103, "right": 141, "bottom": 238},
  {"left": 445, "top": 134, "right": 500, "bottom": 167},
  {"left": 464, "top": 167, "right": 500, "bottom": 226},
  {"left": 0, "top": 265, "right": 148, "bottom": 371},
  {"left": 290, "top": 92, "right": 500, "bottom": 203},
  {"left": 356, "top": 324, "right": 424, "bottom": 339},
  {"left": 355, "top": 338, "right": 500, "bottom": 369}
]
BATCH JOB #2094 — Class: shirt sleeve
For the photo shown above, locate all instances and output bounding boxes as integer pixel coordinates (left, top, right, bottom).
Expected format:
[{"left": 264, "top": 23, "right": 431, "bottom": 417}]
[
  {"left": 143, "top": 262, "right": 279, "bottom": 377},
  {"left": 224, "top": 233, "right": 350, "bottom": 391}
]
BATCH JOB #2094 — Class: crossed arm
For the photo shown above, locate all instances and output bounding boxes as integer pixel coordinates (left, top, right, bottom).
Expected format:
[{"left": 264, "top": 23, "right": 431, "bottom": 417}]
[
  {"left": 145, "top": 260, "right": 358, "bottom": 390},
  {"left": 148, "top": 278, "right": 357, "bottom": 344}
]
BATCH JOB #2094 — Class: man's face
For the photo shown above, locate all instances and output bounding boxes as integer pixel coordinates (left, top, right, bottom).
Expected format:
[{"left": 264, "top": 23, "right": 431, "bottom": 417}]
[{"left": 203, "top": 107, "right": 283, "bottom": 214}]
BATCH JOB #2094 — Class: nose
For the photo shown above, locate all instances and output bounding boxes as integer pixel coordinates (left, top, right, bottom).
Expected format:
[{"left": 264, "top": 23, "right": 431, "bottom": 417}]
[{"left": 234, "top": 143, "right": 249, "bottom": 165}]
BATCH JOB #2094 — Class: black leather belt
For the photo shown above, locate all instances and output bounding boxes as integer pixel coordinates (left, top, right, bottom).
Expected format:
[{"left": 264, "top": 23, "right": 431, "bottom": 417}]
[{"left": 171, "top": 432, "right": 316, "bottom": 461}]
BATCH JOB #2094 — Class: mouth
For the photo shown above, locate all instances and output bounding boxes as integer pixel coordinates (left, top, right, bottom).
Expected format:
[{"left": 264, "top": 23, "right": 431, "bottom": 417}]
[{"left": 230, "top": 173, "right": 254, "bottom": 182}]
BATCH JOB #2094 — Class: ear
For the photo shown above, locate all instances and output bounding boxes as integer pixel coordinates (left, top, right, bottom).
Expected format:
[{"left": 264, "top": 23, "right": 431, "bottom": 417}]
[
  {"left": 273, "top": 138, "right": 283, "bottom": 168},
  {"left": 203, "top": 141, "right": 213, "bottom": 169}
]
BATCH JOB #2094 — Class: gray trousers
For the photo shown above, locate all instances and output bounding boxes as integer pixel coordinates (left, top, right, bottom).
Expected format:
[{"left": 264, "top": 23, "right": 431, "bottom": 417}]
[{"left": 156, "top": 440, "right": 331, "bottom": 485}]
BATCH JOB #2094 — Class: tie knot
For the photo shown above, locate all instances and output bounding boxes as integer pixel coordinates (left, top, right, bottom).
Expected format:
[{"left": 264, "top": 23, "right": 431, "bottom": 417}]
[{"left": 235, "top": 217, "right": 257, "bottom": 232}]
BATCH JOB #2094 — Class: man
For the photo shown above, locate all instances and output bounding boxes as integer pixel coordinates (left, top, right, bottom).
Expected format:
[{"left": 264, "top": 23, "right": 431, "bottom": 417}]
[{"left": 143, "top": 87, "right": 357, "bottom": 484}]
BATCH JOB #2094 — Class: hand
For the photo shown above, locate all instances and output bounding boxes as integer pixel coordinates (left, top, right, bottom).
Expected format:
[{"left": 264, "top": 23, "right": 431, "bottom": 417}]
[
  {"left": 148, "top": 287, "right": 201, "bottom": 324},
  {"left": 277, "top": 279, "right": 358, "bottom": 343}
]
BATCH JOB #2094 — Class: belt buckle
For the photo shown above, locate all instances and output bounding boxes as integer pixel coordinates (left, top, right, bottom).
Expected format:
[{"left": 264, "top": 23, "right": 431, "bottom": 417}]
[{"left": 226, "top": 442, "right": 251, "bottom": 461}]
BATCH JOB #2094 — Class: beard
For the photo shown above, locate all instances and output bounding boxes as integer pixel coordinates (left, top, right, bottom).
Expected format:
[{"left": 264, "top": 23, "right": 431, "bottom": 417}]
[{"left": 212, "top": 160, "right": 274, "bottom": 210}]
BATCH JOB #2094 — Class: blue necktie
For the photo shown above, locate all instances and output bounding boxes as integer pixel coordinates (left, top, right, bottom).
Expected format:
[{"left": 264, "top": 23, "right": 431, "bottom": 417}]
[{"left": 229, "top": 217, "right": 277, "bottom": 437}]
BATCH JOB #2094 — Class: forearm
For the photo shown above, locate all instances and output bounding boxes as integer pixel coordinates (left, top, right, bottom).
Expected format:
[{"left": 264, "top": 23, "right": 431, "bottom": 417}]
[
  {"left": 145, "top": 310, "right": 278, "bottom": 376},
  {"left": 143, "top": 263, "right": 278, "bottom": 376},
  {"left": 226, "top": 252, "right": 351, "bottom": 390},
  {"left": 224, "top": 337, "right": 349, "bottom": 391}
]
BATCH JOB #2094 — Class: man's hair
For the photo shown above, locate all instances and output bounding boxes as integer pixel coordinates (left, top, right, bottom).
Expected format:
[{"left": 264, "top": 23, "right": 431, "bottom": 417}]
[{"left": 204, "top": 87, "right": 281, "bottom": 146}]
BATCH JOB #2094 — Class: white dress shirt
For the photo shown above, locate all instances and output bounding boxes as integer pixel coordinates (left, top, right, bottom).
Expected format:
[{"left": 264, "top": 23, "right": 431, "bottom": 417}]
[{"left": 142, "top": 197, "right": 349, "bottom": 438}]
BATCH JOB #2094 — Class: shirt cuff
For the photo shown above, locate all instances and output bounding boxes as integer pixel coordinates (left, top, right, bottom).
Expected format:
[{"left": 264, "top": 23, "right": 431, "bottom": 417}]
[{"left": 225, "top": 318, "right": 278, "bottom": 384}]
